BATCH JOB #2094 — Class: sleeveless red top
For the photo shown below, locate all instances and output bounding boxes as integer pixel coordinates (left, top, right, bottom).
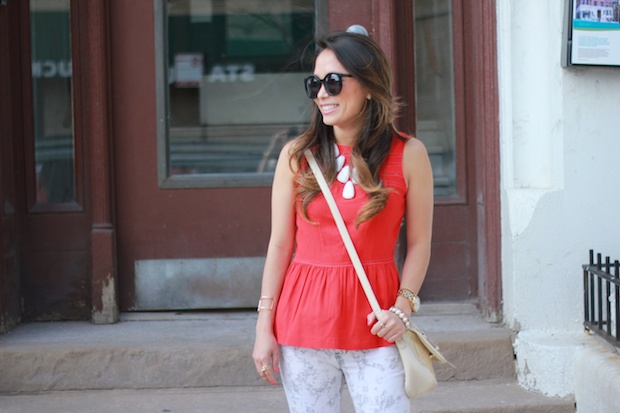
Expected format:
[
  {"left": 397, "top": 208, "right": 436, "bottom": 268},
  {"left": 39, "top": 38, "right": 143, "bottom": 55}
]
[{"left": 274, "top": 135, "right": 408, "bottom": 350}]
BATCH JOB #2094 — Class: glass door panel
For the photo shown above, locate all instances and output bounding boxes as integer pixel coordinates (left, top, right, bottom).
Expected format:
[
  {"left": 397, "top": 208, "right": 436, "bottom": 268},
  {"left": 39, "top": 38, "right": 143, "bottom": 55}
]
[
  {"left": 162, "top": 0, "right": 315, "bottom": 186},
  {"left": 29, "top": 0, "right": 75, "bottom": 204},
  {"left": 414, "top": 0, "right": 457, "bottom": 197}
]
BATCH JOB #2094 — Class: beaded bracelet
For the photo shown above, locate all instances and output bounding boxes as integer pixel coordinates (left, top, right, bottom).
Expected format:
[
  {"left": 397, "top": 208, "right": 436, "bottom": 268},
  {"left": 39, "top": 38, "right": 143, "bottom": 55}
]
[{"left": 389, "top": 306, "right": 411, "bottom": 329}]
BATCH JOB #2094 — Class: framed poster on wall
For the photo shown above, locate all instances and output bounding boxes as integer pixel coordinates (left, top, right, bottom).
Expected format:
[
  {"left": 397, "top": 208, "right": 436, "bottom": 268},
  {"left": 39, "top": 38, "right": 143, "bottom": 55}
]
[{"left": 563, "top": 0, "right": 620, "bottom": 66}]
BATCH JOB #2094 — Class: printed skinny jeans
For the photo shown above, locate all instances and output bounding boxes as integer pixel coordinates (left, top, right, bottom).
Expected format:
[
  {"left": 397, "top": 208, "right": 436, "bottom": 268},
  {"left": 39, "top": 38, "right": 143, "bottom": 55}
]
[{"left": 279, "top": 345, "right": 409, "bottom": 413}]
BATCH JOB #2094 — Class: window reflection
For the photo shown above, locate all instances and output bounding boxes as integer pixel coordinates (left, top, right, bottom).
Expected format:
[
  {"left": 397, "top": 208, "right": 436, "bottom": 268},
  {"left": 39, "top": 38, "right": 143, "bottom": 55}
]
[
  {"left": 166, "top": 0, "right": 315, "bottom": 176},
  {"left": 30, "top": 0, "right": 75, "bottom": 203},
  {"left": 414, "top": 0, "right": 457, "bottom": 196}
]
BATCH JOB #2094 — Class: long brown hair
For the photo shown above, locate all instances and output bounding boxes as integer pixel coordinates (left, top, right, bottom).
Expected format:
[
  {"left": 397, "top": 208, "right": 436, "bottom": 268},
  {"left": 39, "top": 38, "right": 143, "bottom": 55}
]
[{"left": 290, "top": 30, "right": 404, "bottom": 226}]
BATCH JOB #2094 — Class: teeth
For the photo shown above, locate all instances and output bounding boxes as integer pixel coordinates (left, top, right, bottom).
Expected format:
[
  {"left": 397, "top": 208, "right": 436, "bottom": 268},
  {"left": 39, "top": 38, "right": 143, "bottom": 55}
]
[{"left": 322, "top": 104, "right": 338, "bottom": 111}]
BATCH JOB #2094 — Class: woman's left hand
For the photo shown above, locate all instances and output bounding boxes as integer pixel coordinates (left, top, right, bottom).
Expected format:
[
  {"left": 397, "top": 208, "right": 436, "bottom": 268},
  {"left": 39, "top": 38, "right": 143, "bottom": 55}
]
[{"left": 367, "top": 309, "right": 407, "bottom": 343}]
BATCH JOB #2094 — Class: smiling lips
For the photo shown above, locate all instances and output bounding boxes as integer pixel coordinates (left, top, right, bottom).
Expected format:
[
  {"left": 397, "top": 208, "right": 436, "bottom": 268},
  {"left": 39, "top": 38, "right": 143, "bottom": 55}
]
[{"left": 320, "top": 104, "right": 339, "bottom": 114}]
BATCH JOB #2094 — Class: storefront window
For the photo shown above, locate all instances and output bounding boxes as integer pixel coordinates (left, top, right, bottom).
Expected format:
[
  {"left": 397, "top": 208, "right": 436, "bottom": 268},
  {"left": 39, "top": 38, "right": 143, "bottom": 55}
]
[
  {"left": 414, "top": 0, "right": 457, "bottom": 196},
  {"left": 160, "top": 0, "right": 316, "bottom": 186},
  {"left": 30, "top": 0, "right": 75, "bottom": 203}
]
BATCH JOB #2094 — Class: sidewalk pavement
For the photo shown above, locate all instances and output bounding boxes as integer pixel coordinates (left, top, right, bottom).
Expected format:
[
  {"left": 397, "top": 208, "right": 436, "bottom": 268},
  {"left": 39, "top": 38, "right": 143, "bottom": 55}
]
[{"left": 0, "top": 380, "right": 574, "bottom": 413}]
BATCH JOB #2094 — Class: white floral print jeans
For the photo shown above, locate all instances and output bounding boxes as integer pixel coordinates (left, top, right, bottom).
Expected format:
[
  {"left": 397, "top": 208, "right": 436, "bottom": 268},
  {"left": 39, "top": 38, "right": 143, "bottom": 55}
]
[{"left": 279, "top": 345, "right": 409, "bottom": 413}]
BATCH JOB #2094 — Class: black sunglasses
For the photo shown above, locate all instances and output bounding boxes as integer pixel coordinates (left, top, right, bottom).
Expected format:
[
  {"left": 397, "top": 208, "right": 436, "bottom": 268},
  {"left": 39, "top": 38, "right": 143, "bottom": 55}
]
[{"left": 304, "top": 73, "right": 353, "bottom": 99}]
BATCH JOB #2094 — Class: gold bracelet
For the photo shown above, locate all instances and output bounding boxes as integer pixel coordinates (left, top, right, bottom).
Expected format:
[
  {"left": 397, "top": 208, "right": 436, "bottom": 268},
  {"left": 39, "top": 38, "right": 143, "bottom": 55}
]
[
  {"left": 257, "top": 296, "right": 274, "bottom": 312},
  {"left": 397, "top": 288, "right": 420, "bottom": 313}
]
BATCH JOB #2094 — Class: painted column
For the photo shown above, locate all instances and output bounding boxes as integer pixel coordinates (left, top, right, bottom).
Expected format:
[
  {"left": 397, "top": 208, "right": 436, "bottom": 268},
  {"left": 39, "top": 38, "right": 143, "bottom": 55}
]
[{"left": 85, "top": 0, "right": 119, "bottom": 324}]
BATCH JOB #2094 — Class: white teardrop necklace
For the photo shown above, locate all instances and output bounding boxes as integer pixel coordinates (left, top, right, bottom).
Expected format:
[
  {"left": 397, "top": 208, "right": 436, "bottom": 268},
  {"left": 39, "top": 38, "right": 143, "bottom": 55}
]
[{"left": 334, "top": 143, "right": 358, "bottom": 199}]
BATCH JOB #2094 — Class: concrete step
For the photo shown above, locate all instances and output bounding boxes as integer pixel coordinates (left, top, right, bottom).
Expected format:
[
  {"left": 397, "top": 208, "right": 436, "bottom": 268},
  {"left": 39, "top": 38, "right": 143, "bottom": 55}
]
[
  {"left": 0, "top": 303, "right": 515, "bottom": 393},
  {"left": 0, "top": 380, "right": 575, "bottom": 413}
]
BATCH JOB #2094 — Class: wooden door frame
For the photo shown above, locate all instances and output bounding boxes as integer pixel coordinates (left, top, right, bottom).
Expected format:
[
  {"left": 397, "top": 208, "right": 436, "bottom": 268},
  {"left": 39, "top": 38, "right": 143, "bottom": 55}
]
[
  {"left": 81, "top": 0, "right": 118, "bottom": 324},
  {"left": 463, "top": 0, "right": 501, "bottom": 321},
  {"left": 103, "top": 0, "right": 500, "bottom": 320},
  {"left": 1, "top": 0, "right": 117, "bottom": 325},
  {"left": 0, "top": 0, "right": 22, "bottom": 332},
  {"left": 329, "top": 0, "right": 501, "bottom": 320},
  {"left": 15, "top": 0, "right": 93, "bottom": 321}
]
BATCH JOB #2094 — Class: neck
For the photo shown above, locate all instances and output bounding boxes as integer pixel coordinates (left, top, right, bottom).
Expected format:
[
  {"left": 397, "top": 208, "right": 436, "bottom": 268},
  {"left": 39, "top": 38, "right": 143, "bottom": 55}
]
[{"left": 333, "top": 125, "right": 361, "bottom": 147}]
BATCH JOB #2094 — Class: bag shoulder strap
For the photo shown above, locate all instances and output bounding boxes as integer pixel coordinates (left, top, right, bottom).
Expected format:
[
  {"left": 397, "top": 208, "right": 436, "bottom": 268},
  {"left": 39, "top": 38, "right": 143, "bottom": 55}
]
[{"left": 304, "top": 149, "right": 382, "bottom": 317}]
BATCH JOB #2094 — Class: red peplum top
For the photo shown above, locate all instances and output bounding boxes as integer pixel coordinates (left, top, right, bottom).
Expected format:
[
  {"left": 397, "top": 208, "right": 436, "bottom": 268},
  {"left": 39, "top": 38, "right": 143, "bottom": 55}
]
[{"left": 274, "top": 135, "right": 408, "bottom": 350}]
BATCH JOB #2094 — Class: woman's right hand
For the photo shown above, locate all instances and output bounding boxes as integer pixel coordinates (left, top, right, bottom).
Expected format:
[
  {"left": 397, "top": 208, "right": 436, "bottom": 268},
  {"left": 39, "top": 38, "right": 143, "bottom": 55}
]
[{"left": 252, "top": 330, "right": 280, "bottom": 385}]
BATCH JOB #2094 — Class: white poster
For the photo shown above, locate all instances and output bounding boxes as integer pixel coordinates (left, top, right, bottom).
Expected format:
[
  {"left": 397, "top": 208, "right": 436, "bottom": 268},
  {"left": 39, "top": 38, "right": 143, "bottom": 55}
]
[
  {"left": 174, "top": 54, "right": 204, "bottom": 87},
  {"left": 570, "top": 0, "right": 620, "bottom": 66}
]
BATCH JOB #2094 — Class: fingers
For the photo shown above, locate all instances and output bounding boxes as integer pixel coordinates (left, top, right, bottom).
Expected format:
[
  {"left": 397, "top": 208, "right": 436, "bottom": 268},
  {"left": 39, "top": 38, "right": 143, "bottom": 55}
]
[
  {"left": 370, "top": 310, "right": 407, "bottom": 342},
  {"left": 254, "top": 359, "right": 277, "bottom": 385},
  {"left": 258, "top": 363, "right": 277, "bottom": 385},
  {"left": 367, "top": 312, "right": 377, "bottom": 326},
  {"left": 272, "top": 349, "right": 280, "bottom": 374},
  {"left": 253, "top": 332, "right": 280, "bottom": 385},
  {"left": 383, "top": 328, "right": 405, "bottom": 343},
  {"left": 253, "top": 347, "right": 280, "bottom": 385}
]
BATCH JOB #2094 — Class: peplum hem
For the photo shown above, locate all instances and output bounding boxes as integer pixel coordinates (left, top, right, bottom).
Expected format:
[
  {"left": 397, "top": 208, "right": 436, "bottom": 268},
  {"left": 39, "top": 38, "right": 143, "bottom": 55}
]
[{"left": 274, "top": 259, "right": 401, "bottom": 350}]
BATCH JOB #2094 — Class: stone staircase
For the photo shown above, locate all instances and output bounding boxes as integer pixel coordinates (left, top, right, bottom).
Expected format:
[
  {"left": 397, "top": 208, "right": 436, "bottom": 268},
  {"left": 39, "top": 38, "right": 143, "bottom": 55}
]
[{"left": 0, "top": 303, "right": 575, "bottom": 412}]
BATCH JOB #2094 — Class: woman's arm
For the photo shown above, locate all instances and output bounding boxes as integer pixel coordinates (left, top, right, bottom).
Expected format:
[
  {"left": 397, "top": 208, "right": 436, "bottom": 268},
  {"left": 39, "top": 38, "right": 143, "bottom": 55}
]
[
  {"left": 252, "top": 141, "right": 298, "bottom": 384},
  {"left": 397, "top": 136, "right": 434, "bottom": 315},
  {"left": 368, "top": 136, "right": 434, "bottom": 342}
]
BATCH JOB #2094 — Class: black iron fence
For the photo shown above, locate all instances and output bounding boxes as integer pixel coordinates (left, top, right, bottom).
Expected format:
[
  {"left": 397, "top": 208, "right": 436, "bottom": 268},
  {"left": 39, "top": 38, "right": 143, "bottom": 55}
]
[{"left": 583, "top": 250, "right": 620, "bottom": 346}]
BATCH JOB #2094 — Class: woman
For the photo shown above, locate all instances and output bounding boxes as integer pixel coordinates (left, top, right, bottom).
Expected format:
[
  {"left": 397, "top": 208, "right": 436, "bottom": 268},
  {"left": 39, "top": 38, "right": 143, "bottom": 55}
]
[{"left": 252, "top": 28, "right": 434, "bottom": 413}]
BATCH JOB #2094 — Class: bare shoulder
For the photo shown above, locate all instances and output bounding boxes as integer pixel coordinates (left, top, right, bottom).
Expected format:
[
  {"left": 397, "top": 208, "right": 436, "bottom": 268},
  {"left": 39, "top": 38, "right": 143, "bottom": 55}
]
[
  {"left": 281, "top": 138, "right": 301, "bottom": 171},
  {"left": 282, "top": 138, "right": 297, "bottom": 153},
  {"left": 276, "top": 137, "right": 303, "bottom": 175},
  {"left": 401, "top": 135, "right": 432, "bottom": 185},
  {"left": 403, "top": 135, "right": 429, "bottom": 158},
  {"left": 402, "top": 135, "right": 431, "bottom": 167}
]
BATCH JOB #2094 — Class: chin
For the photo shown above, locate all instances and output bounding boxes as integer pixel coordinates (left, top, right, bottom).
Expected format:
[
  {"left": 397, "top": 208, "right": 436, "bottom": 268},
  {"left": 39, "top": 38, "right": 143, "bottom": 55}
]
[{"left": 321, "top": 117, "right": 336, "bottom": 127}]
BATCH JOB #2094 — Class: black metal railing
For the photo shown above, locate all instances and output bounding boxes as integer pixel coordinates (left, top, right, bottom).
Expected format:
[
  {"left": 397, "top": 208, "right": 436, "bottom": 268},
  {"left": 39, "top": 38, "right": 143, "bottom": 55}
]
[{"left": 583, "top": 250, "right": 620, "bottom": 347}]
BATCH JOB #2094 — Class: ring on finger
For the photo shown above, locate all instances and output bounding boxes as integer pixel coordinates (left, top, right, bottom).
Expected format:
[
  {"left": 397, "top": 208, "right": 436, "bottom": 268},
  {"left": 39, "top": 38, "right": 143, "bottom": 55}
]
[{"left": 261, "top": 365, "right": 271, "bottom": 373}]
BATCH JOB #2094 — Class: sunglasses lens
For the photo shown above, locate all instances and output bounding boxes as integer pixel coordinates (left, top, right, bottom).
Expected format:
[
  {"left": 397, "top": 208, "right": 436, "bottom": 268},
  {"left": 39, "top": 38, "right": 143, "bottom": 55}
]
[
  {"left": 304, "top": 73, "right": 346, "bottom": 98},
  {"left": 325, "top": 74, "right": 343, "bottom": 96},
  {"left": 305, "top": 77, "right": 321, "bottom": 98}
]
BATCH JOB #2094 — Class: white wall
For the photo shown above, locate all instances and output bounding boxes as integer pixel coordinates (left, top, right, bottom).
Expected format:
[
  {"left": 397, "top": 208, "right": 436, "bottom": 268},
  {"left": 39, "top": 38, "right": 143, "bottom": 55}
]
[
  {"left": 574, "top": 336, "right": 620, "bottom": 413},
  {"left": 497, "top": 0, "right": 620, "bottom": 398}
]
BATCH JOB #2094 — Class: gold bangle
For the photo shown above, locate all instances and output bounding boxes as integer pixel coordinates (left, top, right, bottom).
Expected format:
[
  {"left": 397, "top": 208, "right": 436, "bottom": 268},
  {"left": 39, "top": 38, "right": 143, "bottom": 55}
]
[
  {"left": 257, "top": 296, "right": 274, "bottom": 312},
  {"left": 397, "top": 288, "right": 420, "bottom": 313}
]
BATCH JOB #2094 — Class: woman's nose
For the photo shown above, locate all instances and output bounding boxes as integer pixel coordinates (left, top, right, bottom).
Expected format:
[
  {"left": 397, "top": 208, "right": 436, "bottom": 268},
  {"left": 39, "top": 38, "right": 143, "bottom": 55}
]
[{"left": 316, "top": 82, "right": 329, "bottom": 98}]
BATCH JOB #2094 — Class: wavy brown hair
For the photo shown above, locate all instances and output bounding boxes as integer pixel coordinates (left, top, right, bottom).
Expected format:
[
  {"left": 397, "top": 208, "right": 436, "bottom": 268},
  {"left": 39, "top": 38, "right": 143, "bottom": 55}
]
[{"left": 290, "top": 30, "right": 405, "bottom": 226}]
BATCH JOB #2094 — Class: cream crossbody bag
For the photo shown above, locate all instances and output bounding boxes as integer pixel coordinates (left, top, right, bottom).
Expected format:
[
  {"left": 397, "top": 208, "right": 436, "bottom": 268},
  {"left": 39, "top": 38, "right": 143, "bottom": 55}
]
[{"left": 304, "top": 148, "right": 448, "bottom": 399}]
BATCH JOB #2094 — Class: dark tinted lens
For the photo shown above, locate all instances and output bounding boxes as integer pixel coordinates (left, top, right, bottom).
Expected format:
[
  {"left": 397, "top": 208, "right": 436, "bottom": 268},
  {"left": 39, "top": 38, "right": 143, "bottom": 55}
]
[
  {"left": 304, "top": 73, "right": 346, "bottom": 98},
  {"left": 304, "top": 76, "right": 321, "bottom": 98},
  {"left": 324, "top": 73, "right": 343, "bottom": 96}
]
